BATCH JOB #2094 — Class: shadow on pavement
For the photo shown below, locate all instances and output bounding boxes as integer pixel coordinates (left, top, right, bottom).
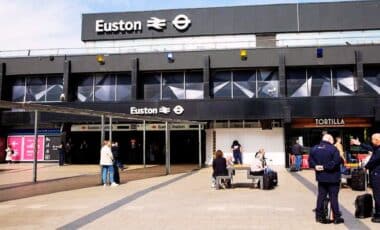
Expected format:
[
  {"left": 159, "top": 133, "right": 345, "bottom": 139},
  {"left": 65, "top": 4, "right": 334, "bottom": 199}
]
[{"left": 0, "top": 165, "right": 198, "bottom": 202}]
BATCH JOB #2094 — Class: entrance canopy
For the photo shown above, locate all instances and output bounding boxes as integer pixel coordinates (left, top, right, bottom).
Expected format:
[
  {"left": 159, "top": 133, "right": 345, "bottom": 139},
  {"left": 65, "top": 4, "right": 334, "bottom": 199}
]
[{"left": 0, "top": 100, "right": 204, "bottom": 182}]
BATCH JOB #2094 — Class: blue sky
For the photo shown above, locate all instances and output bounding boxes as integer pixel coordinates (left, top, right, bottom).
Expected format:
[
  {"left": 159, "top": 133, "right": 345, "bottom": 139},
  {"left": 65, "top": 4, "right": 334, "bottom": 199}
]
[{"left": 0, "top": 0, "right": 361, "bottom": 50}]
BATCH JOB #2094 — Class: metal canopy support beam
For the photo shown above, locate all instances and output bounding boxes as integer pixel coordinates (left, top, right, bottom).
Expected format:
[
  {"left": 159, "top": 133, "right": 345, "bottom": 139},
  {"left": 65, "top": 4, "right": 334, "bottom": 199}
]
[
  {"left": 143, "top": 120, "right": 146, "bottom": 168},
  {"left": 109, "top": 116, "right": 112, "bottom": 143},
  {"left": 100, "top": 115, "right": 105, "bottom": 145},
  {"left": 198, "top": 124, "right": 202, "bottom": 169},
  {"left": 33, "top": 110, "right": 39, "bottom": 183},
  {"left": 0, "top": 100, "right": 205, "bottom": 125},
  {"left": 165, "top": 121, "right": 170, "bottom": 175},
  {"left": 0, "top": 63, "right": 5, "bottom": 100}
]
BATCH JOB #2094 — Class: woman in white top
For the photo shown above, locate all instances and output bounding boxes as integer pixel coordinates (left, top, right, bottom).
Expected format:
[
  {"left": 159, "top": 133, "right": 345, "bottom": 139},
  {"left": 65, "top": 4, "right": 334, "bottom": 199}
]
[
  {"left": 250, "top": 150, "right": 265, "bottom": 176},
  {"left": 5, "top": 146, "right": 13, "bottom": 164},
  {"left": 100, "top": 141, "right": 118, "bottom": 186}
]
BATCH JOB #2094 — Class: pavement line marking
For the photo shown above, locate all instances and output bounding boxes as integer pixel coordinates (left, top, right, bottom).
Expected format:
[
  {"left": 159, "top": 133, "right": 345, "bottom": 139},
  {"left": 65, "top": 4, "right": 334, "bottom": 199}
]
[
  {"left": 289, "top": 171, "right": 371, "bottom": 230},
  {"left": 57, "top": 171, "right": 196, "bottom": 230}
]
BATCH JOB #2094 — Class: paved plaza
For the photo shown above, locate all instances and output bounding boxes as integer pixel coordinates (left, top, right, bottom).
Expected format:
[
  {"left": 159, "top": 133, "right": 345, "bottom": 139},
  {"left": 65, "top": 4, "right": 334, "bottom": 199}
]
[{"left": 0, "top": 163, "right": 378, "bottom": 229}]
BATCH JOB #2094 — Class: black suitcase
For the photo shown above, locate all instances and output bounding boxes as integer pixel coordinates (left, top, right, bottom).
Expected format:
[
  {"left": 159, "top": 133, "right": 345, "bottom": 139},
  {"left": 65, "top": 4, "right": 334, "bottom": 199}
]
[
  {"left": 351, "top": 168, "right": 366, "bottom": 191},
  {"left": 355, "top": 193, "right": 373, "bottom": 218},
  {"left": 263, "top": 173, "right": 274, "bottom": 190},
  {"left": 269, "top": 171, "right": 278, "bottom": 186}
]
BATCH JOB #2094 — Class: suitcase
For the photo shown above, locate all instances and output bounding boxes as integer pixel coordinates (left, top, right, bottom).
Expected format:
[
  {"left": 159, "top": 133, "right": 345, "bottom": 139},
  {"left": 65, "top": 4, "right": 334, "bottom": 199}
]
[
  {"left": 355, "top": 193, "right": 373, "bottom": 218},
  {"left": 269, "top": 171, "right": 278, "bottom": 186},
  {"left": 263, "top": 173, "right": 274, "bottom": 190},
  {"left": 351, "top": 168, "right": 366, "bottom": 191}
]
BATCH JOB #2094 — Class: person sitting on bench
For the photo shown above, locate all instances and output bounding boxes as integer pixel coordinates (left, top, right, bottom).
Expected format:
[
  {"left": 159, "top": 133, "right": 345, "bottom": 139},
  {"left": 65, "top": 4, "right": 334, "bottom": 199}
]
[
  {"left": 250, "top": 150, "right": 265, "bottom": 176},
  {"left": 212, "top": 150, "right": 230, "bottom": 188}
]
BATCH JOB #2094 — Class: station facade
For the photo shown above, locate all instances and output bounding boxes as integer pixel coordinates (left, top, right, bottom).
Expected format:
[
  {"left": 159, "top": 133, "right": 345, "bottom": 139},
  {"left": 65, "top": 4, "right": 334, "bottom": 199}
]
[{"left": 0, "top": 0, "right": 380, "bottom": 166}]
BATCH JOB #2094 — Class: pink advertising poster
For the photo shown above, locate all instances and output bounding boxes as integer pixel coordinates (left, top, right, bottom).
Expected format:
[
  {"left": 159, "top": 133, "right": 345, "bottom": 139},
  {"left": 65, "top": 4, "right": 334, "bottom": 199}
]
[
  {"left": 7, "top": 136, "right": 23, "bottom": 161},
  {"left": 23, "top": 136, "right": 45, "bottom": 161}
]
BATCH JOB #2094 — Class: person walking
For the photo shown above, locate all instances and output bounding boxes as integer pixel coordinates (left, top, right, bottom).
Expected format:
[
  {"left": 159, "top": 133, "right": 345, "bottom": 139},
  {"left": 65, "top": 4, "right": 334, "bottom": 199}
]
[
  {"left": 5, "top": 145, "right": 13, "bottom": 164},
  {"left": 231, "top": 140, "right": 243, "bottom": 164},
  {"left": 351, "top": 133, "right": 380, "bottom": 223},
  {"left": 309, "top": 134, "right": 344, "bottom": 224},
  {"left": 100, "top": 140, "right": 118, "bottom": 187},
  {"left": 292, "top": 140, "right": 303, "bottom": 171}
]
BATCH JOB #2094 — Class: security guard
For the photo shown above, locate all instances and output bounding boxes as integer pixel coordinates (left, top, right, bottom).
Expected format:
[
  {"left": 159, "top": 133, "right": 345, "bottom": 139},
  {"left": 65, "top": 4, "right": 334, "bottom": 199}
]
[
  {"left": 352, "top": 133, "right": 380, "bottom": 223},
  {"left": 309, "top": 134, "right": 344, "bottom": 224}
]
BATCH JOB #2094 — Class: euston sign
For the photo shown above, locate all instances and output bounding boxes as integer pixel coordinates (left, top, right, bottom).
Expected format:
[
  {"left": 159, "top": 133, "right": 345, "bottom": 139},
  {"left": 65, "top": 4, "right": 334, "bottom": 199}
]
[
  {"left": 95, "top": 14, "right": 191, "bottom": 33},
  {"left": 130, "top": 105, "right": 184, "bottom": 116}
]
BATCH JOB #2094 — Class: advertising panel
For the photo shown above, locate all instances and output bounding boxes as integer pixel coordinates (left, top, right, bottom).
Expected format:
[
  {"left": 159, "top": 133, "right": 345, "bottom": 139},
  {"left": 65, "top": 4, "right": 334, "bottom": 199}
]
[
  {"left": 23, "top": 136, "right": 45, "bottom": 161},
  {"left": 7, "top": 136, "right": 23, "bottom": 161}
]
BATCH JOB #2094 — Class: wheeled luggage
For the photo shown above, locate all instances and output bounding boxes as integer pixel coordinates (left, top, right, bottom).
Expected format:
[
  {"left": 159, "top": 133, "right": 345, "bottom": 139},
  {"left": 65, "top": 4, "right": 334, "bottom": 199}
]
[
  {"left": 355, "top": 193, "right": 373, "bottom": 218},
  {"left": 269, "top": 171, "right": 278, "bottom": 186},
  {"left": 263, "top": 172, "right": 274, "bottom": 190},
  {"left": 351, "top": 168, "right": 366, "bottom": 191}
]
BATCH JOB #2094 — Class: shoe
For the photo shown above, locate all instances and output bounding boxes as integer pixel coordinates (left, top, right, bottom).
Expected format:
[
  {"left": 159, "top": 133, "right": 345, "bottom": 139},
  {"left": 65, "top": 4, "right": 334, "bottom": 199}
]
[
  {"left": 103, "top": 184, "right": 107, "bottom": 187},
  {"left": 333, "top": 217, "right": 344, "bottom": 224},
  {"left": 371, "top": 217, "right": 380, "bottom": 223},
  {"left": 111, "top": 183, "right": 119, "bottom": 187},
  {"left": 316, "top": 217, "right": 331, "bottom": 224}
]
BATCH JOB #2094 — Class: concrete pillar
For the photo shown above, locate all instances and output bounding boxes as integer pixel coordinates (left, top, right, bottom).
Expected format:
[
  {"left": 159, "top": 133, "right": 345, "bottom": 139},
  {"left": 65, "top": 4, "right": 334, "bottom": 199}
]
[
  {"left": 63, "top": 60, "right": 71, "bottom": 102},
  {"left": 355, "top": 50, "right": 365, "bottom": 96},
  {"left": 278, "top": 54, "right": 286, "bottom": 97},
  {"left": 0, "top": 63, "right": 5, "bottom": 100},
  {"left": 203, "top": 56, "right": 210, "bottom": 99},
  {"left": 131, "top": 58, "right": 139, "bottom": 100}
]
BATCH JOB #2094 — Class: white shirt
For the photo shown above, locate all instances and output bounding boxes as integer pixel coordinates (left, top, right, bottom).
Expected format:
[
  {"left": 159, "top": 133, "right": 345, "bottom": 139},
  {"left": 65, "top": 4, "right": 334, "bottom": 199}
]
[{"left": 99, "top": 145, "right": 114, "bottom": 166}]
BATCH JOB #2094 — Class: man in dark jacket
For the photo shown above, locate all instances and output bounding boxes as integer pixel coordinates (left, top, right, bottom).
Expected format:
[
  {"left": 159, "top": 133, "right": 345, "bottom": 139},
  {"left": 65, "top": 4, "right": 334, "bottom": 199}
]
[
  {"left": 309, "top": 134, "right": 344, "bottom": 224},
  {"left": 351, "top": 133, "right": 380, "bottom": 223},
  {"left": 292, "top": 139, "right": 303, "bottom": 171}
]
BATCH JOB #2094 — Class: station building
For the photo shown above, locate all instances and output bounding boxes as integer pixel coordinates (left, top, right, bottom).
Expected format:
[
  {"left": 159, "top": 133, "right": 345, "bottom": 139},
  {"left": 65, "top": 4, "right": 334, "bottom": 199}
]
[{"left": 0, "top": 0, "right": 379, "bottom": 166}]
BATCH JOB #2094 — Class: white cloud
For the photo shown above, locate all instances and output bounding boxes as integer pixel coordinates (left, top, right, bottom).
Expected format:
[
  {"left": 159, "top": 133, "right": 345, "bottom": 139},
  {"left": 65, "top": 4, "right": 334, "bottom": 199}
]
[{"left": 0, "top": 0, "right": 89, "bottom": 50}]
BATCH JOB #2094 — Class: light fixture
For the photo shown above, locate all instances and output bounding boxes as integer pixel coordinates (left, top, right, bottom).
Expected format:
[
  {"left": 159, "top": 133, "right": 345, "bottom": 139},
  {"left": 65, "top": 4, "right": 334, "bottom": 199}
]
[
  {"left": 96, "top": 54, "right": 105, "bottom": 64},
  {"left": 316, "top": 48, "right": 323, "bottom": 58},
  {"left": 167, "top": 52, "right": 174, "bottom": 63},
  {"left": 240, "top": 49, "right": 247, "bottom": 60}
]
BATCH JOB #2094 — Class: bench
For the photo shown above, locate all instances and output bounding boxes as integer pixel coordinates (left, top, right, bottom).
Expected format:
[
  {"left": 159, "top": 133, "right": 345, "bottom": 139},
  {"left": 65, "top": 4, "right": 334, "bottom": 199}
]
[
  {"left": 247, "top": 172, "right": 264, "bottom": 189},
  {"left": 215, "top": 169, "right": 233, "bottom": 189}
]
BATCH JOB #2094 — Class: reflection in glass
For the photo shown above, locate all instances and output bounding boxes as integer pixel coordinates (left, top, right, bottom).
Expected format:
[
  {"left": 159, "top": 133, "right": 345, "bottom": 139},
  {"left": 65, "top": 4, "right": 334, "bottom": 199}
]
[
  {"left": 143, "top": 72, "right": 161, "bottom": 100},
  {"left": 211, "top": 71, "right": 231, "bottom": 98},
  {"left": 95, "top": 75, "right": 115, "bottom": 101},
  {"left": 332, "top": 68, "right": 356, "bottom": 96},
  {"left": 11, "top": 78, "right": 25, "bottom": 102},
  {"left": 363, "top": 67, "right": 380, "bottom": 95},
  {"left": 185, "top": 71, "right": 203, "bottom": 99},
  {"left": 286, "top": 69, "right": 309, "bottom": 97},
  {"left": 308, "top": 68, "right": 332, "bottom": 96},
  {"left": 26, "top": 77, "right": 45, "bottom": 101},
  {"left": 162, "top": 72, "right": 185, "bottom": 100},
  {"left": 46, "top": 76, "right": 63, "bottom": 101},
  {"left": 233, "top": 70, "right": 256, "bottom": 98},
  {"left": 116, "top": 74, "right": 131, "bottom": 101},
  {"left": 77, "top": 76, "right": 94, "bottom": 102},
  {"left": 257, "top": 69, "right": 279, "bottom": 98}
]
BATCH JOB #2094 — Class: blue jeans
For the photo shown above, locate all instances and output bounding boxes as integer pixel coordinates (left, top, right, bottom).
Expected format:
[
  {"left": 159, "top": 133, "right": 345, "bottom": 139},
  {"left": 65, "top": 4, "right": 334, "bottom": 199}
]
[
  {"left": 295, "top": 155, "right": 302, "bottom": 171},
  {"left": 233, "top": 152, "right": 242, "bottom": 164},
  {"left": 102, "top": 165, "right": 115, "bottom": 184}
]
